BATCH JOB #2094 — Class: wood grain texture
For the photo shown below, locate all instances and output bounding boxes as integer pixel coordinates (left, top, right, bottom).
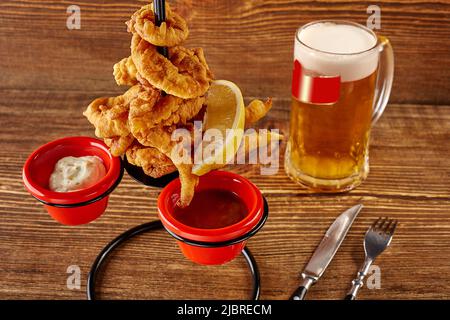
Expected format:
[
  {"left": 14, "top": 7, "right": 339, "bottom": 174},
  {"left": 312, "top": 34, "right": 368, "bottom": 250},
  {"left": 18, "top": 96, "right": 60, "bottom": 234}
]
[
  {"left": 0, "top": 87, "right": 449, "bottom": 299},
  {"left": 0, "top": 0, "right": 449, "bottom": 105},
  {"left": 0, "top": 0, "right": 449, "bottom": 300}
]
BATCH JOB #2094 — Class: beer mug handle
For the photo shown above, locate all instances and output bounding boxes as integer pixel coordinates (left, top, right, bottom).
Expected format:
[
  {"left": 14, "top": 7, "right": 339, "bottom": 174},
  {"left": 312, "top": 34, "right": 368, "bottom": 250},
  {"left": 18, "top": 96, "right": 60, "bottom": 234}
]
[{"left": 372, "top": 36, "right": 394, "bottom": 124}]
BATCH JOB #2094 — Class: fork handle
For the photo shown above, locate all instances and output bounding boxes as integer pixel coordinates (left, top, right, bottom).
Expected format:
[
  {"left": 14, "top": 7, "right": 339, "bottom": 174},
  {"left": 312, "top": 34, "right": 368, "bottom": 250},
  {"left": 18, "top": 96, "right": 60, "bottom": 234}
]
[{"left": 345, "top": 258, "right": 373, "bottom": 300}]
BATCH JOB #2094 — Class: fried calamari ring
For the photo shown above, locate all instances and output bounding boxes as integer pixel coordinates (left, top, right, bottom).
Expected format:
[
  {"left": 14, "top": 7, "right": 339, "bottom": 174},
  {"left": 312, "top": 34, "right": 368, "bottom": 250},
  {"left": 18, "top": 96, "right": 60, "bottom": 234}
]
[
  {"left": 129, "top": 96, "right": 204, "bottom": 148},
  {"left": 113, "top": 57, "right": 138, "bottom": 86},
  {"left": 171, "top": 46, "right": 214, "bottom": 84},
  {"left": 127, "top": 3, "right": 189, "bottom": 47},
  {"left": 131, "top": 34, "right": 213, "bottom": 99},
  {"left": 132, "top": 123, "right": 199, "bottom": 207},
  {"left": 126, "top": 84, "right": 203, "bottom": 206},
  {"left": 129, "top": 92, "right": 204, "bottom": 140},
  {"left": 83, "top": 85, "right": 140, "bottom": 138},
  {"left": 130, "top": 100, "right": 201, "bottom": 207},
  {"left": 104, "top": 134, "right": 135, "bottom": 157},
  {"left": 126, "top": 143, "right": 177, "bottom": 178}
]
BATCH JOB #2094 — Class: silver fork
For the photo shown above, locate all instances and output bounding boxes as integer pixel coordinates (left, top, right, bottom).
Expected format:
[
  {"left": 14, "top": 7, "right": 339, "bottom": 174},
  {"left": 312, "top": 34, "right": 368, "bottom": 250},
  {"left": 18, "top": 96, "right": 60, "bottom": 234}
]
[{"left": 345, "top": 217, "right": 398, "bottom": 300}]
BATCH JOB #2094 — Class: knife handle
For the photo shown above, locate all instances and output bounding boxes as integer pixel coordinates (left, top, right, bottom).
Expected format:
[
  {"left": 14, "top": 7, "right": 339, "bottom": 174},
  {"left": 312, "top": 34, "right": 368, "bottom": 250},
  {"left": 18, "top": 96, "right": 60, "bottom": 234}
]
[
  {"left": 290, "top": 286, "right": 308, "bottom": 300},
  {"left": 290, "top": 276, "right": 315, "bottom": 300}
]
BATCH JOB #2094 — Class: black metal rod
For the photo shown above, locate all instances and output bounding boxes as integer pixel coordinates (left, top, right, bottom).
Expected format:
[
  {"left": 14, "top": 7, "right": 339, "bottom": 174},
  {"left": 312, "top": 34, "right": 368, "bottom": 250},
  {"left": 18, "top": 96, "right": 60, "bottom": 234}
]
[
  {"left": 86, "top": 220, "right": 261, "bottom": 300},
  {"left": 153, "top": 0, "right": 166, "bottom": 26},
  {"left": 153, "top": 0, "right": 168, "bottom": 57}
]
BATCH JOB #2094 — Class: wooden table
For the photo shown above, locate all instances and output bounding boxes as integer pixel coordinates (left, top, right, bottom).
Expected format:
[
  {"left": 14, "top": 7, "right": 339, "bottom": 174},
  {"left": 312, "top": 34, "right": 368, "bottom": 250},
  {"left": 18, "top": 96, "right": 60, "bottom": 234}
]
[
  {"left": 0, "top": 0, "right": 449, "bottom": 300},
  {"left": 1, "top": 94, "right": 449, "bottom": 299}
]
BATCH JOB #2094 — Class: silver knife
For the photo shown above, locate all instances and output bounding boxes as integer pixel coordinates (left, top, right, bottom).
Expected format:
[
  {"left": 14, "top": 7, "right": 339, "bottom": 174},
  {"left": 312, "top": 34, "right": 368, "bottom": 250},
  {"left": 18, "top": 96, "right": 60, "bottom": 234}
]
[{"left": 290, "top": 204, "right": 363, "bottom": 300}]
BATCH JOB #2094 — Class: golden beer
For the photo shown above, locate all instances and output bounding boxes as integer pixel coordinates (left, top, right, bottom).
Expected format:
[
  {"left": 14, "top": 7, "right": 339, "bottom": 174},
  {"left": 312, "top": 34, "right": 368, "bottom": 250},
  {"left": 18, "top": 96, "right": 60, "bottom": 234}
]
[{"left": 285, "top": 21, "right": 394, "bottom": 192}]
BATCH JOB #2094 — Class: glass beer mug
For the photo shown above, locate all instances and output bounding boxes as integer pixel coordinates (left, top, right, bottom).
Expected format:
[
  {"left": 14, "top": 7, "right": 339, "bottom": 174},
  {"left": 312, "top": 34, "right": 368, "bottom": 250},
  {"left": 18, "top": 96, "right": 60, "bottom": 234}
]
[{"left": 285, "top": 20, "right": 394, "bottom": 192}]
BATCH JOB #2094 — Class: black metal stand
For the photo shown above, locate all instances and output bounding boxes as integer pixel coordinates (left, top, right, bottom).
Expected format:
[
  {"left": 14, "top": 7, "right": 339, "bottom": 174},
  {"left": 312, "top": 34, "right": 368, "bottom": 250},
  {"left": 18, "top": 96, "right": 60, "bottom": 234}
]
[
  {"left": 90, "top": 156, "right": 267, "bottom": 300},
  {"left": 87, "top": 220, "right": 261, "bottom": 300}
]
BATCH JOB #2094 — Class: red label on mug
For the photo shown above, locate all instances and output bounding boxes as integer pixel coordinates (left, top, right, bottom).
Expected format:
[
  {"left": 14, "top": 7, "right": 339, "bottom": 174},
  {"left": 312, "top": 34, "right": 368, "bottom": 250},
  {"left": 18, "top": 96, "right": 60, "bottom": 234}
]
[{"left": 292, "top": 60, "right": 341, "bottom": 104}]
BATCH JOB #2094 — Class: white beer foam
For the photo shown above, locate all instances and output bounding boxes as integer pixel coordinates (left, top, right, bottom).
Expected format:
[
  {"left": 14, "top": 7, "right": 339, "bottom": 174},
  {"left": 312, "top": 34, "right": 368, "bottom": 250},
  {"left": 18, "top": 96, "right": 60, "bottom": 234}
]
[{"left": 295, "top": 22, "right": 379, "bottom": 82}]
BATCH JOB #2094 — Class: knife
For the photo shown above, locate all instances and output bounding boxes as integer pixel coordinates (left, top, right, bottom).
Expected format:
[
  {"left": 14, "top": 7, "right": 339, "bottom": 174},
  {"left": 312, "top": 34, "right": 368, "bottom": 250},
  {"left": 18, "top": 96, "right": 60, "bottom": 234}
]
[{"left": 290, "top": 204, "right": 363, "bottom": 300}]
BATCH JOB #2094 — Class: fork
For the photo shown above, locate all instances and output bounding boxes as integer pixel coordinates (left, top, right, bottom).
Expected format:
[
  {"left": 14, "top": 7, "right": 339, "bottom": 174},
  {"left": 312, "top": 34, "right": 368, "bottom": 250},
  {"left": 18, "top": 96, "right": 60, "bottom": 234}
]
[{"left": 345, "top": 217, "right": 398, "bottom": 300}]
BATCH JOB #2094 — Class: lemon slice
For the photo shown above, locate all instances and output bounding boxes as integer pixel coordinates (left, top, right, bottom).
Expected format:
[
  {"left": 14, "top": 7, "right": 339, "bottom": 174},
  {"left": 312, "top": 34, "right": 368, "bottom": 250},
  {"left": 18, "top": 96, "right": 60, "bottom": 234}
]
[{"left": 192, "top": 80, "right": 245, "bottom": 176}]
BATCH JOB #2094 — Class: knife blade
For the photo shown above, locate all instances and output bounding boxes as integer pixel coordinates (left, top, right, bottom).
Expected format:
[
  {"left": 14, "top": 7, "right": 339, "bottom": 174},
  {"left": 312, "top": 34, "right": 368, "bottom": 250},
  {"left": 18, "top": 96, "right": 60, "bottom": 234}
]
[{"left": 290, "top": 204, "right": 363, "bottom": 300}]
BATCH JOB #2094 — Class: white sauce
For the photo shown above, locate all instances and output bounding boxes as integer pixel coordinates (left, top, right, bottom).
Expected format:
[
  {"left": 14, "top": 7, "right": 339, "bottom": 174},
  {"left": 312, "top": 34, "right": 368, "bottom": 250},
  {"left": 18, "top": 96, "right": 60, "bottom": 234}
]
[{"left": 49, "top": 156, "right": 106, "bottom": 192}]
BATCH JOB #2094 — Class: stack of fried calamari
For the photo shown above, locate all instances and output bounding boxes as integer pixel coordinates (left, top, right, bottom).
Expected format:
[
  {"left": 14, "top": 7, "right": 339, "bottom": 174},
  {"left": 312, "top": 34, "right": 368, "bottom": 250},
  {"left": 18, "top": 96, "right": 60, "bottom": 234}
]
[{"left": 84, "top": 3, "right": 276, "bottom": 207}]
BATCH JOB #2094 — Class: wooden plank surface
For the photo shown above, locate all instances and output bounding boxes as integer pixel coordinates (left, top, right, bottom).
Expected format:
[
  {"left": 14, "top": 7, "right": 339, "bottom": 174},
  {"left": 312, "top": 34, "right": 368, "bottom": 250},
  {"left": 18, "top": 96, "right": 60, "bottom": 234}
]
[
  {"left": 0, "top": 88, "right": 449, "bottom": 299},
  {"left": 0, "top": 0, "right": 449, "bottom": 105},
  {"left": 1, "top": 0, "right": 450, "bottom": 300}
]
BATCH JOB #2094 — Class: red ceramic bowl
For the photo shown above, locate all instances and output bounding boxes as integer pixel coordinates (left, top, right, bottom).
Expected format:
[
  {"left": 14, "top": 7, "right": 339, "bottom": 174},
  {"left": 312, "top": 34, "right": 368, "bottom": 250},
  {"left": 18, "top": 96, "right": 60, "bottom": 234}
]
[
  {"left": 158, "top": 171, "right": 267, "bottom": 265},
  {"left": 23, "top": 137, "right": 123, "bottom": 226}
]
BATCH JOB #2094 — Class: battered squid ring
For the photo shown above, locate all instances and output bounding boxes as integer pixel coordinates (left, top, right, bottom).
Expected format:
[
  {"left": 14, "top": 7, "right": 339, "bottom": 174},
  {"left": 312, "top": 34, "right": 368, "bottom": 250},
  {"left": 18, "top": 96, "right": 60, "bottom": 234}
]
[
  {"left": 113, "top": 57, "right": 138, "bottom": 86},
  {"left": 131, "top": 34, "right": 213, "bottom": 99},
  {"left": 126, "top": 142, "right": 177, "bottom": 178},
  {"left": 128, "top": 90, "right": 203, "bottom": 207},
  {"left": 127, "top": 3, "right": 189, "bottom": 47},
  {"left": 104, "top": 134, "right": 135, "bottom": 157},
  {"left": 129, "top": 91, "right": 205, "bottom": 136},
  {"left": 83, "top": 85, "right": 140, "bottom": 138}
]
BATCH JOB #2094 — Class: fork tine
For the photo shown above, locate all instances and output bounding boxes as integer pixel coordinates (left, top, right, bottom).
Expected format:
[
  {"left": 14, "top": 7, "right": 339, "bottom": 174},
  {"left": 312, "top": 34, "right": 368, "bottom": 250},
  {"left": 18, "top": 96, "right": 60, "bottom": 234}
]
[
  {"left": 383, "top": 219, "right": 395, "bottom": 233},
  {"left": 375, "top": 217, "right": 387, "bottom": 231},
  {"left": 371, "top": 217, "right": 382, "bottom": 231},
  {"left": 382, "top": 217, "right": 391, "bottom": 230},
  {"left": 388, "top": 220, "right": 398, "bottom": 235}
]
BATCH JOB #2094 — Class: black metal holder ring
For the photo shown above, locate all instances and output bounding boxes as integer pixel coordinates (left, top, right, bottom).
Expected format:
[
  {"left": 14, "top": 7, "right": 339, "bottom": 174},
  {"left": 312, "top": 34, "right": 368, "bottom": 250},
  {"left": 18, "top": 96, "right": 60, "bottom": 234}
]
[
  {"left": 163, "top": 197, "right": 269, "bottom": 248},
  {"left": 32, "top": 160, "right": 125, "bottom": 208},
  {"left": 87, "top": 221, "right": 261, "bottom": 300}
]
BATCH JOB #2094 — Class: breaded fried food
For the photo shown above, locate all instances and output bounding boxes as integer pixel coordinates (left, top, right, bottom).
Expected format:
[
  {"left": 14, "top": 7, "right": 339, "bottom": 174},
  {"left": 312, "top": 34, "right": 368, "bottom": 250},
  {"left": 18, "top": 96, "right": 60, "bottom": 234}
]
[
  {"left": 175, "top": 162, "right": 199, "bottom": 207},
  {"left": 128, "top": 91, "right": 203, "bottom": 207},
  {"left": 133, "top": 123, "right": 198, "bottom": 207},
  {"left": 113, "top": 57, "right": 138, "bottom": 86},
  {"left": 84, "top": 78, "right": 203, "bottom": 207},
  {"left": 127, "top": 3, "right": 189, "bottom": 47},
  {"left": 245, "top": 98, "right": 273, "bottom": 128},
  {"left": 129, "top": 92, "right": 204, "bottom": 143},
  {"left": 83, "top": 2, "right": 280, "bottom": 208},
  {"left": 131, "top": 34, "right": 213, "bottom": 99},
  {"left": 83, "top": 85, "right": 140, "bottom": 138},
  {"left": 104, "top": 134, "right": 135, "bottom": 157},
  {"left": 126, "top": 143, "right": 177, "bottom": 178}
]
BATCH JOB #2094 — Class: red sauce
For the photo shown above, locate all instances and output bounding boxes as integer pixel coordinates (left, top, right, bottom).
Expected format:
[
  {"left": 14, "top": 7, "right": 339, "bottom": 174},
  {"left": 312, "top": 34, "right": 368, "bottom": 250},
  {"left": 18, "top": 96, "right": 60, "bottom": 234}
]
[{"left": 172, "top": 189, "right": 248, "bottom": 229}]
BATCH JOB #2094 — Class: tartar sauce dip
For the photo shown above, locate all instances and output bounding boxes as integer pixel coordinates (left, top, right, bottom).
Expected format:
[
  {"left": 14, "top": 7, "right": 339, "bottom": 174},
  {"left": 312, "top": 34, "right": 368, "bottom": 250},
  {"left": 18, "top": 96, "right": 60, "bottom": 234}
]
[{"left": 49, "top": 156, "right": 106, "bottom": 192}]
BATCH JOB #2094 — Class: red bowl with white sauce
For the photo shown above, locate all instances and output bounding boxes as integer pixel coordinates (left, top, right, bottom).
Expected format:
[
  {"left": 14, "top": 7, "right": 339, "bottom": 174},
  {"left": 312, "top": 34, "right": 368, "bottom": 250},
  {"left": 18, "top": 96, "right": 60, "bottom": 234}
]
[{"left": 23, "top": 137, "right": 123, "bottom": 225}]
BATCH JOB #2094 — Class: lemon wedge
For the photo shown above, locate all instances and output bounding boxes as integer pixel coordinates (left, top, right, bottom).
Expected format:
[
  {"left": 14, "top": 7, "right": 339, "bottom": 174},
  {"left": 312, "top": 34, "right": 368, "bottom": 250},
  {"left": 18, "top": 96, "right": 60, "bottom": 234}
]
[{"left": 192, "top": 80, "right": 245, "bottom": 176}]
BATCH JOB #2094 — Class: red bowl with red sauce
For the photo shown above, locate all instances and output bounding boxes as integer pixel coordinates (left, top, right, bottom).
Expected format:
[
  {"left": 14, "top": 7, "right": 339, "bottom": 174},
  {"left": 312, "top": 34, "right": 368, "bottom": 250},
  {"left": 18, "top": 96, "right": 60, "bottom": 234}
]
[
  {"left": 158, "top": 171, "right": 268, "bottom": 265},
  {"left": 23, "top": 137, "right": 123, "bottom": 226}
]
